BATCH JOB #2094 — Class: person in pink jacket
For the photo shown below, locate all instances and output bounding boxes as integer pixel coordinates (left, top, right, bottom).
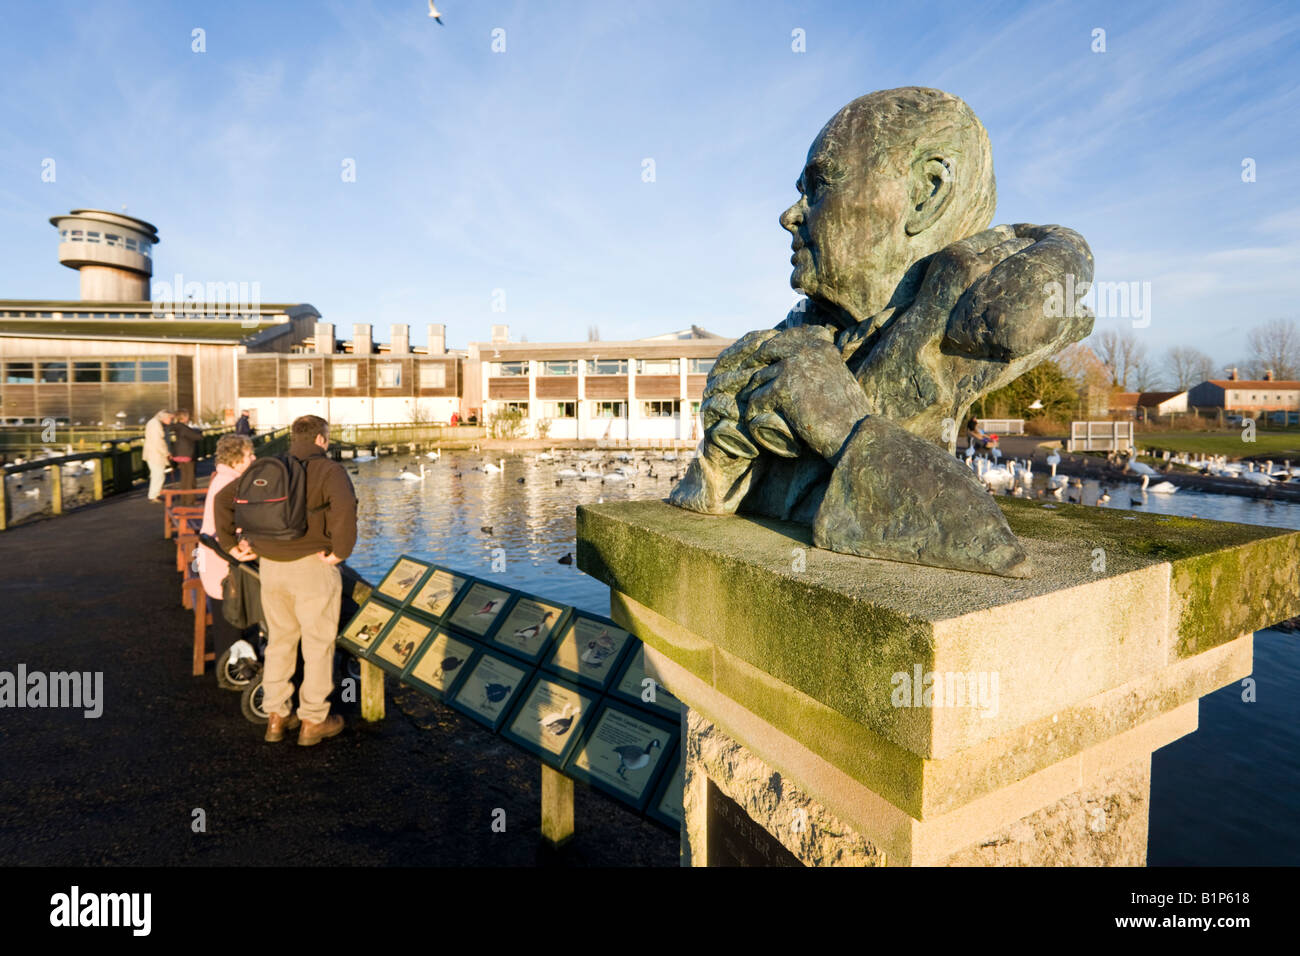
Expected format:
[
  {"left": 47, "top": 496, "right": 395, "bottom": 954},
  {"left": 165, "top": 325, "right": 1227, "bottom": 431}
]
[{"left": 200, "top": 434, "right": 255, "bottom": 684}]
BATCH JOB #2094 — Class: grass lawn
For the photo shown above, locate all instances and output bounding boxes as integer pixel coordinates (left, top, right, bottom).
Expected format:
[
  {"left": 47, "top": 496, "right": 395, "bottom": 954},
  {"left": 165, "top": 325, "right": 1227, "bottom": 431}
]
[{"left": 1138, "top": 431, "right": 1300, "bottom": 460}]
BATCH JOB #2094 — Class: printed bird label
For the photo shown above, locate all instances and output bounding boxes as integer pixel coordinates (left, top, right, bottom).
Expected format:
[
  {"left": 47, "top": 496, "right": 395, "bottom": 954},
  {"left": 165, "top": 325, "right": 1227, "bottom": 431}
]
[
  {"left": 548, "top": 616, "right": 634, "bottom": 685},
  {"left": 491, "top": 597, "right": 564, "bottom": 660},
  {"left": 376, "top": 557, "right": 430, "bottom": 604},
  {"left": 373, "top": 614, "right": 432, "bottom": 670},
  {"left": 412, "top": 569, "right": 467, "bottom": 618},
  {"left": 571, "top": 706, "right": 671, "bottom": 801},
  {"left": 341, "top": 601, "right": 395, "bottom": 649},
  {"left": 447, "top": 582, "right": 512, "bottom": 636},
  {"left": 407, "top": 630, "right": 477, "bottom": 693},
  {"left": 506, "top": 677, "right": 593, "bottom": 758},
  {"left": 452, "top": 653, "right": 526, "bottom": 725}
]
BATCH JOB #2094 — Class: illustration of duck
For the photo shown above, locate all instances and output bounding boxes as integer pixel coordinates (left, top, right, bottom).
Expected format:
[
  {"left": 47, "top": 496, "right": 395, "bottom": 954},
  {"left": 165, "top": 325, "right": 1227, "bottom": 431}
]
[
  {"left": 472, "top": 598, "right": 504, "bottom": 617},
  {"left": 541, "top": 703, "right": 576, "bottom": 737},
  {"left": 512, "top": 611, "right": 554, "bottom": 644},
  {"left": 437, "top": 655, "right": 464, "bottom": 677},
  {"left": 614, "top": 739, "right": 661, "bottom": 778},
  {"left": 393, "top": 640, "right": 416, "bottom": 664},
  {"left": 396, "top": 571, "right": 421, "bottom": 589},
  {"left": 482, "top": 682, "right": 513, "bottom": 706},
  {"left": 357, "top": 622, "right": 383, "bottom": 642},
  {"left": 580, "top": 632, "right": 617, "bottom": 667}
]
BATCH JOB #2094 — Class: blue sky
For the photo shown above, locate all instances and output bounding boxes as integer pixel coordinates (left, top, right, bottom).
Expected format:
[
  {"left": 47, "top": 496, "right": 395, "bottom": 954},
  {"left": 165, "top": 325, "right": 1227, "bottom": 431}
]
[{"left": 1, "top": 0, "right": 1296, "bottom": 368}]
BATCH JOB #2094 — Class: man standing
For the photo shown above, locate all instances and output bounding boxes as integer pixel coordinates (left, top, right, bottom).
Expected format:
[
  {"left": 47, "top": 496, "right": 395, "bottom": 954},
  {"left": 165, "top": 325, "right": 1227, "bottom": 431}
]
[
  {"left": 234, "top": 410, "right": 252, "bottom": 436},
  {"left": 168, "top": 409, "right": 203, "bottom": 490},
  {"left": 214, "top": 415, "right": 357, "bottom": 746},
  {"left": 143, "top": 409, "right": 173, "bottom": 503}
]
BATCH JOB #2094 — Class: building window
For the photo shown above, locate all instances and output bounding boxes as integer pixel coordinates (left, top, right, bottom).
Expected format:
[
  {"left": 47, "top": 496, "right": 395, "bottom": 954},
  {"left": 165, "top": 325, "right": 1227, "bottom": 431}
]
[
  {"left": 106, "top": 362, "right": 137, "bottom": 383},
  {"left": 690, "top": 400, "right": 701, "bottom": 416},
  {"left": 104, "top": 233, "right": 122, "bottom": 247},
  {"left": 586, "top": 359, "right": 628, "bottom": 375},
  {"left": 40, "top": 362, "right": 69, "bottom": 383},
  {"left": 139, "top": 361, "right": 169, "bottom": 383},
  {"left": 491, "top": 361, "right": 527, "bottom": 376},
  {"left": 333, "top": 363, "right": 358, "bottom": 388},
  {"left": 125, "top": 238, "right": 138, "bottom": 251},
  {"left": 688, "top": 358, "right": 716, "bottom": 374},
  {"left": 139, "top": 243, "right": 151, "bottom": 259},
  {"left": 544, "top": 401, "right": 576, "bottom": 419},
  {"left": 287, "top": 364, "right": 313, "bottom": 388},
  {"left": 643, "top": 400, "right": 680, "bottom": 418},
  {"left": 637, "top": 359, "right": 680, "bottom": 375},
  {"left": 377, "top": 363, "right": 402, "bottom": 388},
  {"left": 540, "top": 360, "right": 578, "bottom": 376},
  {"left": 502, "top": 401, "right": 529, "bottom": 415},
  {"left": 4, "top": 362, "right": 35, "bottom": 384},
  {"left": 73, "top": 362, "right": 103, "bottom": 383},
  {"left": 419, "top": 362, "right": 446, "bottom": 388},
  {"left": 70, "top": 229, "right": 83, "bottom": 240},
  {"left": 86, "top": 231, "right": 101, "bottom": 243},
  {"left": 593, "top": 401, "right": 627, "bottom": 418}
]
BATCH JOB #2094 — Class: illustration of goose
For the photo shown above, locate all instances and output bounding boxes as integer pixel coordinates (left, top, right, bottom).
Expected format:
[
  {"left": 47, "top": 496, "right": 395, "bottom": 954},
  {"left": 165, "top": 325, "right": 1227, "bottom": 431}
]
[
  {"left": 512, "top": 611, "right": 554, "bottom": 643},
  {"left": 482, "top": 682, "right": 513, "bottom": 706},
  {"left": 396, "top": 571, "right": 421, "bottom": 589},
  {"left": 423, "top": 587, "right": 453, "bottom": 609},
  {"left": 541, "top": 703, "right": 576, "bottom": 737},
  {"left": 614, "top": 739, "right": 661, "bottom": 778},
  {"left": 472, "top": 598, "right": 504, "bottom": 617}
]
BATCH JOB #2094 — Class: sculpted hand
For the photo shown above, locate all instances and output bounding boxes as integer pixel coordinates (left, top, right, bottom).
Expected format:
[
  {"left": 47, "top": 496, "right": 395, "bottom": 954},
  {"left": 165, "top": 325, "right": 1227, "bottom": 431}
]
[
  {"left": 229, "top": 540, "right": 257, "bottom": 562},
  {"left": 737, "top": 325, "right": 870, "bottom": 462}
]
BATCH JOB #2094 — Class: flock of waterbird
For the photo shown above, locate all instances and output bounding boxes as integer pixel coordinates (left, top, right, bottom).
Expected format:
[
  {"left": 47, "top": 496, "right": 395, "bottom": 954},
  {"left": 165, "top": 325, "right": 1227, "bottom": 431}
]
[
  {"left": 382, "top": 446, "right": 691, "bottom": 489},
  {"left": 964, "top": 444, "right": 1180, "bottom": 507},
  {"left": 2, "top": 446, "right": 97, "bottom": 500}
]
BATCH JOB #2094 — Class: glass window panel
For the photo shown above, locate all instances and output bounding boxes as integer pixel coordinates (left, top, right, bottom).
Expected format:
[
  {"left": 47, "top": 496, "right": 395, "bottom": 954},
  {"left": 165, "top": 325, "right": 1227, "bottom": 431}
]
[
  {"left": 637, "top": 359, "right": 679, "bottom": 375},
  {"left": 73, "top": 362, "right": 103, "bottom": 383},
  {"left": 39, "top": 362, "right": 68, "bottom": 383},
  {"left": 688, "top": 358, "right": 716, "bottom": 374},
  {"left": 332, "top": 363, "right": 357, "bottom": 388},
  {"left": 419, "top": 362, "right": 446, "bottom": 388},
  {"left": 541, "top": 360, "right": 577, "bottom": 376},
  {"left": 4, "top": 362, "right": 35, "bottom": 384},
  {"left": 586, "top": 359, "right": 628, "bottom": 375},
  {"left": 106, "top": 362, "right": 137, "bottom": 383},
  {"left": 377, "top": 364, "right": 402, "bottom": 388},
  {"left": 139, "top": 361, "right": 169, "bottom": 383}
]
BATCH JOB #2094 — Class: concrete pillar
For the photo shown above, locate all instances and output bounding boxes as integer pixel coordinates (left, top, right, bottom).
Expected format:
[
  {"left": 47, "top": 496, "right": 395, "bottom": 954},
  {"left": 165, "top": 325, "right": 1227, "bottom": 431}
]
[
  {"left": 576, "top": 359, "right": 587, "bottom": 441},
  {"left": 427, "top": 324, "right": 446, "bottom": 355},
  {"left": 353, "top": 324, "right": 372, "bottom": 356},
  {"left": 313, "top": 323, "right": 335, "bottom": 354},
  {"left": 577, "top": 498, "right": 1300, "bottom": 866},
  {"left": 391, "top": 324, "right": 410, "bottom": 354},
  {"left": 626, "top": 358, "right": 637, "bottom": 442}
]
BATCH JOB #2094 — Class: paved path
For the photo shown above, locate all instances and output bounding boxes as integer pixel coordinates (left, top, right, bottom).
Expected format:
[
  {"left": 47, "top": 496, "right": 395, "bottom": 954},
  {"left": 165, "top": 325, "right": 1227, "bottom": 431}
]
[{"left": 0, "top": 488, "right": 676, "bottom": 866}]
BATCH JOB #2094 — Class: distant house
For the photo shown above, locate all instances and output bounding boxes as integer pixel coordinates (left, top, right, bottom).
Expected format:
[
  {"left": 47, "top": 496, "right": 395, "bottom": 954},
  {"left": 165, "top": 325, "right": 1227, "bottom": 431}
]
[
  {"left": 1136, "top": 391, "right": 1188, "bottom": 417},
  {"left": 1187, "top": 369, "right": 1300, "bottom": 413},
  {"left": 1108, "top": 392, "right": 1139, "bottom": 416}
]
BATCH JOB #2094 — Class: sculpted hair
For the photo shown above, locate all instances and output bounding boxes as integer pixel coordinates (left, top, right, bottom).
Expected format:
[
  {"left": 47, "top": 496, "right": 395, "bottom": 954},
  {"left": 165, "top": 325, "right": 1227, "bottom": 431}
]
[
  {"left": 292, "top": 414, "right": 330, "bottom": 442},
  {"left": 843, "top": 87, "right": 997, "bottom": 247},
  {"left": 215, "top": 434, "right": 253, "bottom": 467}
]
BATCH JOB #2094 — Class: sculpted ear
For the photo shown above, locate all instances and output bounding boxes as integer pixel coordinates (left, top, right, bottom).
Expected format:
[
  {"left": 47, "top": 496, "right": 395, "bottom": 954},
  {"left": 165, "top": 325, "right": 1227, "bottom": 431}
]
[{"left": 904, "top": 154, "right": 955, "bottom": 237}]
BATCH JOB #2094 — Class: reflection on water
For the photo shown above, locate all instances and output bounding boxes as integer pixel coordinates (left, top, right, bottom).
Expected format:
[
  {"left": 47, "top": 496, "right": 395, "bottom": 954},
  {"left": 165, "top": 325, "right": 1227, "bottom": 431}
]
[{"left": 347, "top": 453, "right": 1300, "bottom": 864}]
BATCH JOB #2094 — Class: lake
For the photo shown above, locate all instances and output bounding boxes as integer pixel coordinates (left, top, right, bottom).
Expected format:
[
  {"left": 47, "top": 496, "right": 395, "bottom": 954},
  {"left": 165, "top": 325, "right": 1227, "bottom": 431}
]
[{"left": 346, "top": 450, "right": 1300, "bottom": 865}]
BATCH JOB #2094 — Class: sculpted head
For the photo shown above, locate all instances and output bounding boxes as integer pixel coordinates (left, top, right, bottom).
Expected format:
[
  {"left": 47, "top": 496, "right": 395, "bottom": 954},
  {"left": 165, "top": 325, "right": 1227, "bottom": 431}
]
[{"left": 780, "top": 87, "right": 997, "bottom": 323}]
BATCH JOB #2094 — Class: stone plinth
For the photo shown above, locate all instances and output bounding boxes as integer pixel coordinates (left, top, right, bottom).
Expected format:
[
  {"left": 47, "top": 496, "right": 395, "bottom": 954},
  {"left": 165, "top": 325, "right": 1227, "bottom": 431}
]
[{"left": 576, "top": 498, "right": 1300, "bottom": 866}]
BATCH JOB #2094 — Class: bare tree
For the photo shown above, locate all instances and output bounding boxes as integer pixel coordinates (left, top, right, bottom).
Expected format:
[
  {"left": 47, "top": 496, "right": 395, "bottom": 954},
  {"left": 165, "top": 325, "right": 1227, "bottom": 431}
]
[
  {"left": 1089, "top": 330, "right": 1147, "bottom": 389},
  {"left": 587, "top": 325, "right": 601, "bottom": 342},
  {"left": 1133, "top": 355, "right": 1164, "bottom": 391},
  {"left": 1246, "top": 318, "right": 1300, "bottom": 380},
  {"left": 1165, "top": 346, "right": 1216, "bottom": 390}
]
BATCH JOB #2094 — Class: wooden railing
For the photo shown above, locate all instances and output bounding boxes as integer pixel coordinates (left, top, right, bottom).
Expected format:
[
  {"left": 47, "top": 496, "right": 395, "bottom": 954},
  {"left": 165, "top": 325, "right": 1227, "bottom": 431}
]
[{"left": 1067, "top": 420, "right": 1134, "bottom": 452}]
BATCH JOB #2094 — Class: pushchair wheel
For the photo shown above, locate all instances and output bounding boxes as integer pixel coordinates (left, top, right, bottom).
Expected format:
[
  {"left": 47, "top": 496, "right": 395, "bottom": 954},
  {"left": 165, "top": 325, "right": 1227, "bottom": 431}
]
[
  {"left": 240, "top": 677, "right": 269, "bottom": 724},
  {"left": 216, "top": 644, "right": 261, "bottom": 692}
]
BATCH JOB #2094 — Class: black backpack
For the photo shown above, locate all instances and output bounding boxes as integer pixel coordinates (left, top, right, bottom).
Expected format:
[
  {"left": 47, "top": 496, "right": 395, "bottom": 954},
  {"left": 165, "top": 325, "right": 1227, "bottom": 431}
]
[{"left": 232, "top": 454, "right": 309, "bottom": 540}]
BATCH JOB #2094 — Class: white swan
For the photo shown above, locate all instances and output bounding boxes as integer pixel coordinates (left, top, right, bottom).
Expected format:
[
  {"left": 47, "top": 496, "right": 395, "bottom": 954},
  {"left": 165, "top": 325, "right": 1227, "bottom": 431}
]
[
  {"left": 557, "top": 468, "right": 579, "bottom": 478},
  {"left": 1148, "top": 480, "right": 1178, "bottom": 495},
  {"left": 482, "top": 459, "right": 504, "bottom": 475},
  {"left": 398, "top": 463, "right": 427, "bottom": 481},
  {"left": 425, "top": 448, "right": 441, "bottom": 461},
  {"left": 353, "top": 454, "right": 377, "bottom": 463},
  {"left": 1126, "top": 460, "right": 1159, "bottom": 477}
]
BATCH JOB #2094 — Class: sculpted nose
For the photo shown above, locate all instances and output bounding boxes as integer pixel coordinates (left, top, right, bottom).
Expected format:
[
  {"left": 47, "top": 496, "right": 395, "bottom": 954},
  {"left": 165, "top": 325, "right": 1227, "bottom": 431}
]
[{"left": 780, "top": 200, "right": 803, "bottom": 234}]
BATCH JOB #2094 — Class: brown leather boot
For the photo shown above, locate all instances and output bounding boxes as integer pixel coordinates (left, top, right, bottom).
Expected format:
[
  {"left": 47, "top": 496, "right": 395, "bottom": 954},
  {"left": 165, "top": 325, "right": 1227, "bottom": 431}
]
[
  {"left": 298, "top": 713, "right": 344, "bottom": 747},
  {"left": 264, "top": 711, "right": 301, "bottom": 743}
]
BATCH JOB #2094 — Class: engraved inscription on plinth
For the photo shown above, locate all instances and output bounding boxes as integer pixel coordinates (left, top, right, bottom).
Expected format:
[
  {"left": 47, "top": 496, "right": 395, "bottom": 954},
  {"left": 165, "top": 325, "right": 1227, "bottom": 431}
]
[{"left": 706, "top": 779, "right": 803, "bottom": 867}]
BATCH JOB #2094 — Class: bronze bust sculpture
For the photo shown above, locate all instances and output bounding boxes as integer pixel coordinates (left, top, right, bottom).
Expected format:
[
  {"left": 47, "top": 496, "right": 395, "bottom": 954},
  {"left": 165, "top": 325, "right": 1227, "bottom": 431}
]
[{"left": 669, "top": 87, "right": 1094, "bottom": 577}]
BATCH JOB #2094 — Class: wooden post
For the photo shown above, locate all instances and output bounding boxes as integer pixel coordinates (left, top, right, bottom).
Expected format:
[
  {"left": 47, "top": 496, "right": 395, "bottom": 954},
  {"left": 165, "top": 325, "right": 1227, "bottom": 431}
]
[
  {"left": 0, "top": 472, "right": 7, "bottom": 531},
  {"left": 91, "top": 458, "right": 103, "bottom": 501},
  {"left": 359, "top": 658, "right": 385, "bottom": 721},
  {"left": 47, "top": 465, "right": 62, "bottom": 515},
  {"left": 541, "top": 764, "right": 575, "bottom": 848}
]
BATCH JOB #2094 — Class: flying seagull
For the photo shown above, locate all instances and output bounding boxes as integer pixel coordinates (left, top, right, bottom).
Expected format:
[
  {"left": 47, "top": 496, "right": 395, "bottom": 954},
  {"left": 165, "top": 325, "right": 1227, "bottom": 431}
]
[{"left": 428, "top": 1, "right": 444, "bottom": 24}]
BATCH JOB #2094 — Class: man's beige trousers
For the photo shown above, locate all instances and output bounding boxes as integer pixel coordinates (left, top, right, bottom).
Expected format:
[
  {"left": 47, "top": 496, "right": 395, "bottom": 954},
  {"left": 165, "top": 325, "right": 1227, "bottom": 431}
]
[{"left": 259, "top": 554, "right": 341, "bottom": 725}]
